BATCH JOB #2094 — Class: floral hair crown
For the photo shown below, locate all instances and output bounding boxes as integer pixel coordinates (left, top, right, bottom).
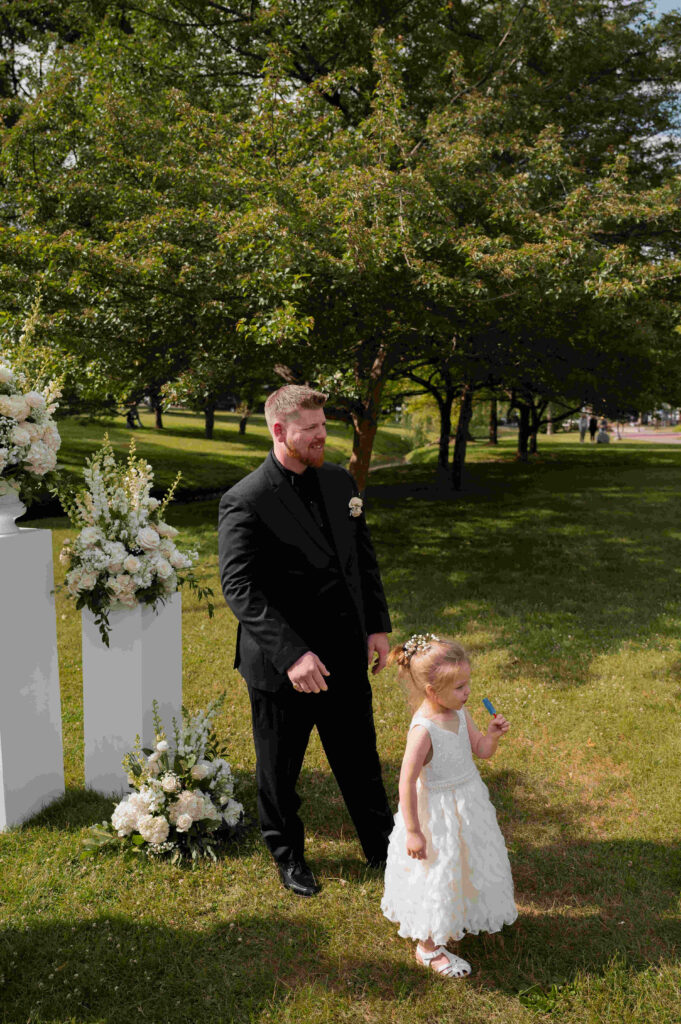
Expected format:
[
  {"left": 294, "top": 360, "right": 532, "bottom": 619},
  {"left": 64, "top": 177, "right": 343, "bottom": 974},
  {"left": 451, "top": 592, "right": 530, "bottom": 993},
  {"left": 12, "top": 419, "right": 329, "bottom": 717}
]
[{"left": 402, "top": 633, "right": 441, "bottom": 662}]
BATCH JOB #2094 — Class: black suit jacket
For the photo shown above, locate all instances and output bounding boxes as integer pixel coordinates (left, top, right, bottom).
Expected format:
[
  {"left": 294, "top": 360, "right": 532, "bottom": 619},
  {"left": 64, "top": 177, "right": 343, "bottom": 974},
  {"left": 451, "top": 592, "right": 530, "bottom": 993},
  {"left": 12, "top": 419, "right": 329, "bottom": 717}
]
[{"left": 218, "top": 452, "right": 391, "bottom": 692}]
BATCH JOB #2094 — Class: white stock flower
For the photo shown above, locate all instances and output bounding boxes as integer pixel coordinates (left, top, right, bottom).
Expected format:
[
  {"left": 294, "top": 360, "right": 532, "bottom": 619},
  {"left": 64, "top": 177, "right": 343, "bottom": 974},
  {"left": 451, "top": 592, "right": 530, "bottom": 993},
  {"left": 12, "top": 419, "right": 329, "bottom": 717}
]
[
  {"left": 137, "top": 526, "right": 161, "bottom": 551},
  {"left": 79, "top": 526, "right": 102, "bottom": 547},
  {"left": 139, "top": 785, "right": 165, "bottom": 813},
  {"left": 147, "top": 497, "right": 160, "bottom": 510},
  {"left": 175, "top": 813, "right": 193, "bottom": 833},
  {"left": 137, "top": 813, "right": 170, "bottom": 845}
]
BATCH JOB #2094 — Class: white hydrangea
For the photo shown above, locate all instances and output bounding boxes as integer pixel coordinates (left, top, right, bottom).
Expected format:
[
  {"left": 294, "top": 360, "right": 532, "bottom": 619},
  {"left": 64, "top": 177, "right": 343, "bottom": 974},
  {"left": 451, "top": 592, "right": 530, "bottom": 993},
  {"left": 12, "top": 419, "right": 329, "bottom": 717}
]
[
  {"left": 222, "top": 799, "right": 243, "bottom": 827},
  {"left": 137, "top": 813, "right": 170, "bottom": 845},
  {"left": 138, "top": 784, "right": 165, "bottom": 813},
  {"left": 111, "top": 797, "right": 142, "bottom": 837}
]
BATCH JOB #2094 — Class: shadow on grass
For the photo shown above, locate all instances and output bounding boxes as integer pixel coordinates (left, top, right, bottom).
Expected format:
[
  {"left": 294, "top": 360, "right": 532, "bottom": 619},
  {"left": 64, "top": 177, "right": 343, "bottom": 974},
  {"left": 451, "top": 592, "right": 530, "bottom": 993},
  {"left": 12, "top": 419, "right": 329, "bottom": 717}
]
[
  {"left": 368, "top": 445, "right": 681, "bottom": 682},
  {"left": 1, "top": 833, "right": 679, "bottom": 1024}
]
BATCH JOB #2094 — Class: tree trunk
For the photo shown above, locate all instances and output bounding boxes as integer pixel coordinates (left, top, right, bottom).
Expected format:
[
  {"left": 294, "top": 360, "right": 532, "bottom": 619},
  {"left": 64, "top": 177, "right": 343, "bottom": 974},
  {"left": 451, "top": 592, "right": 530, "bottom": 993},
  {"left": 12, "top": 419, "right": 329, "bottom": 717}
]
[
  {"left": 529, "top": 400, "right": 547, "bottom": 454},
  {"left": 348, "top": 345, "right": 391, "bottom": 491},
  {"left": 451, "top": 385, "right": 474, "bottom": 491},
  {"left": 517, "top": 404, "right": 530, "bottom": 461},
  {"left": 204, "top": 404, "right": 215, "bottom": 440},
  {"left": 154, "top": 403, "right": 164, "bottom": 430},
  {"left": 488, "top": 397, "right": 498, "bottom": 445},
  {"left": 546, "top": 402, "right": 553, "bottom": 435}
]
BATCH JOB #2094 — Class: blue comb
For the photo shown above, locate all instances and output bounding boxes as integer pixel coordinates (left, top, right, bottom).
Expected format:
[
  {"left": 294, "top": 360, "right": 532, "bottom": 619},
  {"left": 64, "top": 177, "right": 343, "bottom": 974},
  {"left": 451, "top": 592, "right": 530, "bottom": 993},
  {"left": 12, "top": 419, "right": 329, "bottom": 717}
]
[{"left": 482, "top": 698, "right": 497, "bottom": 717}]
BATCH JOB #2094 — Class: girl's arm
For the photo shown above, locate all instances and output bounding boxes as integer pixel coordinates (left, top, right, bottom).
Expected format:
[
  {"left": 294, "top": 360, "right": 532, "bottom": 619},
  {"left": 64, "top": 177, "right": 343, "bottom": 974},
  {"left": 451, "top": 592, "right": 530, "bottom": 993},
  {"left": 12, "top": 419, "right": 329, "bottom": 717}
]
[
  {"left": 465, "top": 708, "right": 510, "bottom": 759},
  {"left": 398, "top": 726, "right": 432, "bottom": 860}
]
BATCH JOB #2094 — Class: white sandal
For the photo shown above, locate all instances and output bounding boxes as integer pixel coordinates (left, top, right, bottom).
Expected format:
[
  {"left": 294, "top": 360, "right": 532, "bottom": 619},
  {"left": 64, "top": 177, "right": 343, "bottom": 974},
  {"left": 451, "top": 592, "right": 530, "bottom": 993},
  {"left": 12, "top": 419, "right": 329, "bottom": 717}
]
[{"left": 416, "top": 944, "right": 471, "bottom": 978}]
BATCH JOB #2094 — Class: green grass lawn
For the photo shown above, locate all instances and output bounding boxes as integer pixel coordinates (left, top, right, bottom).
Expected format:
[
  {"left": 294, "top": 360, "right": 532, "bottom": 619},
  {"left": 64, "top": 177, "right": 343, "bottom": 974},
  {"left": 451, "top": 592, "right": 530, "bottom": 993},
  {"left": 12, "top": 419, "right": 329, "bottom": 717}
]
[
  {"left": 52, "top": 408, "right": 415, "bottom": 498},
  {"left": 2, "top": 432, "right": 681, "bottom": 1023}
]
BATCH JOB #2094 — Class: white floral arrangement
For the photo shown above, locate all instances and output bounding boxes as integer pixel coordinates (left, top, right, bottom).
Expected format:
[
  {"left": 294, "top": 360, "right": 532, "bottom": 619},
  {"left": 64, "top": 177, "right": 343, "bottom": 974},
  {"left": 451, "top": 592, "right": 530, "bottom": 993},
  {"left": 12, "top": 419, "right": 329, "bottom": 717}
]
[
  {"left": 83, "top": 696, "right": 244, "bottom": 864},
  {"left": 0, "top": 359, "right": 61, "bottom": 505},
  {"left": 58, "top": 435, "right": 213, "bottom": 645}
]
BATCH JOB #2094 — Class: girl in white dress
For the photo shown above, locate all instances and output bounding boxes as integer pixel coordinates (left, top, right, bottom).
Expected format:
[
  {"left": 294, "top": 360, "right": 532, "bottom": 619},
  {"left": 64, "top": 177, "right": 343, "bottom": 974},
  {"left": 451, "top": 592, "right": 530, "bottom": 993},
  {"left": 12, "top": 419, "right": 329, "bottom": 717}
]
[{"left": 381, "top": 634, "right": 517, "bottom": 979}]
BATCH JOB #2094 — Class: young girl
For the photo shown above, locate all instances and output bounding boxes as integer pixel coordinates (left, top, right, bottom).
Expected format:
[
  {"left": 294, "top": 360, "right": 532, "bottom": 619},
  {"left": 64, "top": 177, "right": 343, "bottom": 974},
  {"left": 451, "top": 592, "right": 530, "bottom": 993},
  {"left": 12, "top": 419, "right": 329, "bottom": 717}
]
[{"left": 381, "top": 634, "right": 517, "bottom": 978}]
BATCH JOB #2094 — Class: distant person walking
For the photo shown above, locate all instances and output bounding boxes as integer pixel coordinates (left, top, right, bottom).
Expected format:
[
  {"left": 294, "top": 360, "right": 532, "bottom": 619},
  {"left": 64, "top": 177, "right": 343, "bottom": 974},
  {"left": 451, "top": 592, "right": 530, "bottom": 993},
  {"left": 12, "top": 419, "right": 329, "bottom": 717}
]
[
  {"left": 588, "top": 415, "right": 598, "bottom": 442},
  {"left": 578, "top": 413, "right": 589, "bottom": 443}
]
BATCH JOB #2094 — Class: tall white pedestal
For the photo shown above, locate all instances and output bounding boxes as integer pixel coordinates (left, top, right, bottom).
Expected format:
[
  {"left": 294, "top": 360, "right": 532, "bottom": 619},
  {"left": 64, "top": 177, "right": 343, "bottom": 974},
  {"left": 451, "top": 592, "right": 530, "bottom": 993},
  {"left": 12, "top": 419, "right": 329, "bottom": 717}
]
[
  {"left": 82, "top": 593, "right": 182, "bottom": 794},
  {"left": 0, "top": 529, "right": 65, "bottom": 830}
]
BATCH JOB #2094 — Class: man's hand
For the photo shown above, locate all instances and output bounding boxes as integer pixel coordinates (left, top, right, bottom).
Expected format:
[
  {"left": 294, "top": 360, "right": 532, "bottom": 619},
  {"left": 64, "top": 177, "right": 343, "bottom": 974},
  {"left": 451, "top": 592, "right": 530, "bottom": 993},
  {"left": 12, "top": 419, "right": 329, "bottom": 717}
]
[
  {"left": 367, "top": 632, "right": 389, "bottom": 675},
  {"left": 287, "top": 651, "right": 330, "bottom": 693}
]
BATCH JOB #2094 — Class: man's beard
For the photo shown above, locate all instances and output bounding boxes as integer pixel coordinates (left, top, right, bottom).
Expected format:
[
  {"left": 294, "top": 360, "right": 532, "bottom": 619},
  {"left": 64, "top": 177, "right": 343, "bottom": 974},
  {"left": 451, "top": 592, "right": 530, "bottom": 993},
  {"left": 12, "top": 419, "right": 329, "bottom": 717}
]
[{"left": 285, "top": 441, "right": 325, "bottom": 468}]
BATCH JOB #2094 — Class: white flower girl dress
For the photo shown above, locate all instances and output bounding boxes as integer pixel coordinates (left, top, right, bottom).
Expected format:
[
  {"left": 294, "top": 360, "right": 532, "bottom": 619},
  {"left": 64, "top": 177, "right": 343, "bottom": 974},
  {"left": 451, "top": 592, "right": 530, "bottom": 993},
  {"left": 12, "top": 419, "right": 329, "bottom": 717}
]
[{"left": 381, "top": 710, "right": 517, "bottom": 946}]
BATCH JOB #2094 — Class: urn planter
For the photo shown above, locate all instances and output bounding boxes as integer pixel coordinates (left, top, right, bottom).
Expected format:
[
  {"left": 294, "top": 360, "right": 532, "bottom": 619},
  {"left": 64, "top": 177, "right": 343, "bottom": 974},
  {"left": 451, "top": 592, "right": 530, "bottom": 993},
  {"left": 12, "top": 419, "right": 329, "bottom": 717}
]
[
  {"left": 82, "top": 593, "right": 182, "bottom": 795},
  {"left": 0, "top": 527, "right": 65, "bottom": 830}
]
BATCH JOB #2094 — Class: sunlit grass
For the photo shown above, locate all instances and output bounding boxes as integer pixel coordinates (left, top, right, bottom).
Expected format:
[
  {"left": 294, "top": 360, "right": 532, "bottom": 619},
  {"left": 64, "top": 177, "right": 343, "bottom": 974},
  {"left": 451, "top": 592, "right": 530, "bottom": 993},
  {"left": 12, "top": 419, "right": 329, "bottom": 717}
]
[{"left": 2, "top": 436, "right": 681, "bottom": 1023}]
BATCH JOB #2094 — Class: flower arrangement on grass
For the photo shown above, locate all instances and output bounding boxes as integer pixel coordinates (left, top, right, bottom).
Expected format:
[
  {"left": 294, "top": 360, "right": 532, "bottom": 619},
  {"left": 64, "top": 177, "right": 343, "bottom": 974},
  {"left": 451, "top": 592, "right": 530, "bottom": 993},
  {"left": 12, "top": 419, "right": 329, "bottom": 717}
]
[
  {"left": 58, "top": 435, "right": 213, "bottom": 644},
  {"left": 0, "top": 358, "right": 61, "bottom": 505},
  {"left": 83, "top": 696, "right": 244, "bottom": 864}
]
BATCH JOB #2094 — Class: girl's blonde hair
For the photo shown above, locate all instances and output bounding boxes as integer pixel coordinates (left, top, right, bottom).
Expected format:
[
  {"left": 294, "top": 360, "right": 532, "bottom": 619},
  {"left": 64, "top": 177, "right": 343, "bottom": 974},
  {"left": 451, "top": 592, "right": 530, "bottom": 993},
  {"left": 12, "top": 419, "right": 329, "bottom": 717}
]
[{"left": 388, "top": 634, "right": 470, "bottom": 711}]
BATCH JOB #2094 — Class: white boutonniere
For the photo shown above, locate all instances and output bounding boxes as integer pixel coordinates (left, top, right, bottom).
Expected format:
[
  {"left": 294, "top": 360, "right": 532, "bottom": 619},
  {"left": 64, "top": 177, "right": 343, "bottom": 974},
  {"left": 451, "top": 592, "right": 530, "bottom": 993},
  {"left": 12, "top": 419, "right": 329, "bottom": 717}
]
[{"left": 348, "top": 496, "right": 363, "bottom": 518}]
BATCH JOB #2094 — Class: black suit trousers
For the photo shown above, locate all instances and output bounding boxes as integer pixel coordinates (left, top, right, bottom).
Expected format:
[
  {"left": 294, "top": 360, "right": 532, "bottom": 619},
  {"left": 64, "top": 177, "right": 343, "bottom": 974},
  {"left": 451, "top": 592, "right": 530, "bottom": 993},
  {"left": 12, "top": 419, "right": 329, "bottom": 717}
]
[{"left": 248, "top": 673, "right": 394, "bottom": 866}]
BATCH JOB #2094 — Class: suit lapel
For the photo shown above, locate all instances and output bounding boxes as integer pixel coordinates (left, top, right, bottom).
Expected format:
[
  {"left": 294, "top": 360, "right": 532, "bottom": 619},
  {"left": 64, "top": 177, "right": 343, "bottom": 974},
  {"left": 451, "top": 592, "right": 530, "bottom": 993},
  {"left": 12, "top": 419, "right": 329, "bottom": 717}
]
[{"left": 263, "top": 454, "right": 334, "bottom": 557}]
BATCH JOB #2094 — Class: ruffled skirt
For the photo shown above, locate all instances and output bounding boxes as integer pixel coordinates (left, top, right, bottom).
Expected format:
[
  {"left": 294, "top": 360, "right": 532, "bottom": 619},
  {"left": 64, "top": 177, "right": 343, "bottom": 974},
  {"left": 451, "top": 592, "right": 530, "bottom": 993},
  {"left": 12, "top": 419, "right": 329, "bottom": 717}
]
[{"left": 381, "top": 775, "right": 517, "bottom": 946}]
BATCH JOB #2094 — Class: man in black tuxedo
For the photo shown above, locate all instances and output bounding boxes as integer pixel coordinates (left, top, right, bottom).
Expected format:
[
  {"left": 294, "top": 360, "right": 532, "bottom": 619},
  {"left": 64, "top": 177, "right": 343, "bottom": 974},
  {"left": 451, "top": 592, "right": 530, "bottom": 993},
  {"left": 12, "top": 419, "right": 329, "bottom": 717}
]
[{"left": 218, "top": 385, "right": 394, "bottom": 896}]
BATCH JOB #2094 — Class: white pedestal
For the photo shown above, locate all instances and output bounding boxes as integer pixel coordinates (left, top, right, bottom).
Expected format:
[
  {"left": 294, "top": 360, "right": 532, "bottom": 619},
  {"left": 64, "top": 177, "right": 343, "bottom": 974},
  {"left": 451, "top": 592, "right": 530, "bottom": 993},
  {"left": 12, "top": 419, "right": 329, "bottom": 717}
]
[
  {"left": 0, "top": 529, "right": 65, "bottom": 830},
  {"left": 82, "top": 593, "right": 182, "bottom": 794}
]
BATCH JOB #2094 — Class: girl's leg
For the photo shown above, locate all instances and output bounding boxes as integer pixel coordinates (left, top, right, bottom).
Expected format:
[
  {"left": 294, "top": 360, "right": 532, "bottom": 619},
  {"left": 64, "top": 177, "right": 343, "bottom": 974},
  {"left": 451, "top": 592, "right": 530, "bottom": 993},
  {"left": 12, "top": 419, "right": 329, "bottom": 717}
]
[{"left": 416, "top": 938, "right": 471, "bottom": 977}]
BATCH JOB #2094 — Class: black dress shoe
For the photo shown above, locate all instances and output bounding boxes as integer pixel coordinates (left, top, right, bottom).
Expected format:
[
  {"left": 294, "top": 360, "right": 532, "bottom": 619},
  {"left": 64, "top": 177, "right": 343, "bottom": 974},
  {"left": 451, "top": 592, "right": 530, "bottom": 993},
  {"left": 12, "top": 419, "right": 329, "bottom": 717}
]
[{"left": 277, "top": 859, "right": 321, "bottom": 897}]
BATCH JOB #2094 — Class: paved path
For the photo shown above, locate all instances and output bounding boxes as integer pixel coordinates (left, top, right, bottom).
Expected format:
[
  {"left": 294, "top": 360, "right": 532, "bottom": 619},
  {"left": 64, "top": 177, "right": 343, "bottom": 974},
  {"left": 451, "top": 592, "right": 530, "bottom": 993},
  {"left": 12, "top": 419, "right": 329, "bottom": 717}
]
[{"left": 600, "top": 426, "right": 681, "bottom": 444}]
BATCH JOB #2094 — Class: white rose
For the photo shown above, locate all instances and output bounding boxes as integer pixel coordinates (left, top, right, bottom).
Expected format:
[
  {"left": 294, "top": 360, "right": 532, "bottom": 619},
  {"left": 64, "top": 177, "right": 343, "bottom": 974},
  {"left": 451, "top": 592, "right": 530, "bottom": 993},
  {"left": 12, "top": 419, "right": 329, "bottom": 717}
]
[
  {"left": 169, "top": 549, "right": 191, "bottom": 570},
  {"left": 156, "top": 521, "right": 179, "bottom": 539},
  {"left": 137, "top": 526, "right": 160, "bottom": 551},
  {"left": 190, "top": 763, "right": 211, "bottom": 781},
  {"left": 24, "top": 391, "right": 46, "bottom": 410},
  {"left": 175, "top": 813, "right": 193, "bottom": 833},
  {"left": 78, "top": 571, "right": 98, "bottom": 591},
  {"left": 154, "top": 558, "right": 173, "bottom": 580},
  {"left": 0, "top": 365, "right": 14, "bottom": 383},
  {"left": 161, "top": 773, "right": 180, "bottom": 794},
  {"left": 123, "top": 555, "right": 141, "bottom": 573},
  {"left": 156, "top": 740, "right": 169, "bottom": 752}
]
